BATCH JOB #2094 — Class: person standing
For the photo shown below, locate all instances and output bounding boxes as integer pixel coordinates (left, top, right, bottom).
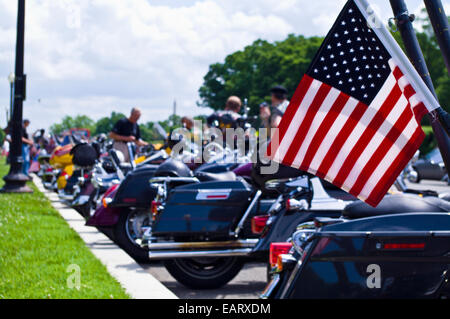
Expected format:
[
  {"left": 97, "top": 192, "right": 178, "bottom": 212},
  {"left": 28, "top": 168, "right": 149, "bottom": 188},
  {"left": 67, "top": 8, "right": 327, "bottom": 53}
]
[
  {"left": 109, "top": 108, "right": 148, "bottom": 162},
  {"left": 21, "top": 119, "right": 34, "bottom": 176},
  {"left": 260, "top": 85, "right": 290, "bottom": 129}
]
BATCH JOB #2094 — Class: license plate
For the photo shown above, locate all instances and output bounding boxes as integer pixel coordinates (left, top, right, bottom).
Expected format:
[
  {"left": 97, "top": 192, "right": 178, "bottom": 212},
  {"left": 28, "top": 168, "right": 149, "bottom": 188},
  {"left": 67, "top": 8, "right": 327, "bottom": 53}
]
[{"left": 260, "top": 274, "right": 280, "bottom": 299}]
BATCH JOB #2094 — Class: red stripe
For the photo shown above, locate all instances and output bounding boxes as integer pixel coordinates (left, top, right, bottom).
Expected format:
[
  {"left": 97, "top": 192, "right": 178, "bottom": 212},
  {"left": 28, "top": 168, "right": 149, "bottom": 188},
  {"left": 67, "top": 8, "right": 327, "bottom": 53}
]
[
  {"left": 349, "top": 105, "right": 414, "bottom": 196},
  {"left": 315, "top": 101, "right": 368, "bottom": 179},
  {"left": 277, "top": 75, "right": 314, "bottom": 142},
  {"left": 298, "top": 92, "right": 350, "bottom": 170},
  {"left": 413, "top": 102, "right": 428, "bottom": 121},
  {"left": 282, "top": 83, "right": 332, "bottom": 167},
  {"left": 332, "top": 83, "right": 402, "bottom": 188},
  {"left": 403, "top": 84, "right": 415, "bottom": 100},
  {"left": 393, "top": 66, "right": 403, "bottom": 80},
  {"left": 365, "top": 127, "right": 425, "bottom": 206},
  {"left": 268, "top": 75, "right": 314, "bottom": 157}
]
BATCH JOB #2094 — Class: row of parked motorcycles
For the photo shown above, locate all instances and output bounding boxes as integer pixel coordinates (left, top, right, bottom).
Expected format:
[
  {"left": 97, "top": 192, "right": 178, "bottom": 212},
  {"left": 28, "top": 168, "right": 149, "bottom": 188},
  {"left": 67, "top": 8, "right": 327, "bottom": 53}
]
[{"left": 36, "top": 125, "right": 450, "bottom": 298}]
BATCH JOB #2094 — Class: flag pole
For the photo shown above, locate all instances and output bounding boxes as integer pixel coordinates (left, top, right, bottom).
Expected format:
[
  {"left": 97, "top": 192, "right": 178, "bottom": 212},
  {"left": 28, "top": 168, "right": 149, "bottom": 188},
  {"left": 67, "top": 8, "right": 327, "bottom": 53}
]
[
  {"left": 1, "top": 0, "right": 32, "bottom": 193},
  {"left": 424, "top": 0, "right": 450, "bottom": 76},
  {"left": 389, "top": 0, "right": 450, "bottom": 172}
]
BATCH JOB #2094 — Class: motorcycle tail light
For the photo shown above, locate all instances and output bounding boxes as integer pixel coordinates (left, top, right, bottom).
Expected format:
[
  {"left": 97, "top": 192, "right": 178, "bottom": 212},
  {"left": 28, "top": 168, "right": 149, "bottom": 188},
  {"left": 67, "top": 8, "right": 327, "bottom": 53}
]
[
  {"left": 251, "top": 215, "right": 270, "bottom": 234},
  {"left": 270, "top": 242, "right": 292, "bottom": 266},
  {"left": 102, "top": 197, "right": 112, "bottom": 208},
  {"left": 45, "top": 167, "right": 53, "bottom": 173},
  {"left": 101, "top": 184, "right": 119, "bottom": 207},
  {"left": 151, "top": 200, "right": 161, "bottom": 216}
]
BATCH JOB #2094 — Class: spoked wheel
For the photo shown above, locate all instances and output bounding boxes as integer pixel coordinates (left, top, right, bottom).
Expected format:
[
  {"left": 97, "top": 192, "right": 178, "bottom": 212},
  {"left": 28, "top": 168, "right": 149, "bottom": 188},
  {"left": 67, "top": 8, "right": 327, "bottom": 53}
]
[
  {"left": 164, "top": 257, "right": 244, "bottom": 289},
  {"left": 113, "top": 209, "right": 151, "bottom": 263}
]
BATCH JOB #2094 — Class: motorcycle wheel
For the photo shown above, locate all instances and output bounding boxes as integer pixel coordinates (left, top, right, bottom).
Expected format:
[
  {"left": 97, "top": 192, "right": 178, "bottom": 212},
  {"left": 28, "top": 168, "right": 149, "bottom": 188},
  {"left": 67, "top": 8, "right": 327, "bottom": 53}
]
[
  {"left": 74, "top": 204, "right": 91, "bottom": 219},
  {"left": 113, "top": 209, "right": 150, "bottom": 263},
  {"left": 163, "top": 257, "right": 244, "bottom": 289}
]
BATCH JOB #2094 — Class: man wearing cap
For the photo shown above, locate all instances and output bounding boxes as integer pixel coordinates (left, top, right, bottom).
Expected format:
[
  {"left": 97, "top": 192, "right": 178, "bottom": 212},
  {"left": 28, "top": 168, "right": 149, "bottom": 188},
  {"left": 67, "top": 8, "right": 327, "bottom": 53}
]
[
  {"left": 260, "top": 85, "right": 290, "bottom": 129},
  {"left": 109, "top": 108, "right": 148, "bottom": 163}
]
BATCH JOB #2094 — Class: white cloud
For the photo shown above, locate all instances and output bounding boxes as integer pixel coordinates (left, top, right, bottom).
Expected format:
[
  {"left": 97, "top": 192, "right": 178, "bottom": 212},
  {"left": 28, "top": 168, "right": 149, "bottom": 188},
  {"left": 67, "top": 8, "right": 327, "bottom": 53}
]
[{"left": 0, "top": 0, "right": 429, "bottom": 134}]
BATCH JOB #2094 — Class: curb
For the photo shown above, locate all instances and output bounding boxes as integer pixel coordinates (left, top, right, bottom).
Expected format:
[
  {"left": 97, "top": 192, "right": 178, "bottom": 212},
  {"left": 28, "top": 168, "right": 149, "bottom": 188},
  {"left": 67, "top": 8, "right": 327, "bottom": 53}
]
[{"left": 32, "top": 175, "right": 178, "bottom": 299}]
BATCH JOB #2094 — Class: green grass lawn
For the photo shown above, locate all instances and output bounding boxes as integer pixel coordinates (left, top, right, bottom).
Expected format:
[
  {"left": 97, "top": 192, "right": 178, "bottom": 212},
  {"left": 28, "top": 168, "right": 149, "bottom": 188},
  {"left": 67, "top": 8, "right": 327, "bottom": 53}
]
[{"left": 0, "top": 157, "right": 130, "bottom": 299}]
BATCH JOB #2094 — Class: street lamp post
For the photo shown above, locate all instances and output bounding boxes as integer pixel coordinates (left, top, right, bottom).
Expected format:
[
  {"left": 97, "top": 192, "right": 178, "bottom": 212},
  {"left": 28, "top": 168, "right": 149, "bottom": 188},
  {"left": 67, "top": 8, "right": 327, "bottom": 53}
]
[
  {"left": 8, "top": 72, "right": 15, "bottom": 120},
  {"left": 1, "top": 0, "right": 32, "bottom": 193}
]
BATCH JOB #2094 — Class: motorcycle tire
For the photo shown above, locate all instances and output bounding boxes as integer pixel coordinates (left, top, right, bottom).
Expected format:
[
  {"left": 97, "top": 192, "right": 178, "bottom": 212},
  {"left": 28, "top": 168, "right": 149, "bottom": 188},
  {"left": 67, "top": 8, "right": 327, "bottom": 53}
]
[
  {"left": 113, "top": 210, "right": 150, "bottom": 264},
  {"left": 163, "top": 257, "right": 244, "bottom": 289},
  {"left": 74, "top": 204, "right": 91, "bottom": 219}
]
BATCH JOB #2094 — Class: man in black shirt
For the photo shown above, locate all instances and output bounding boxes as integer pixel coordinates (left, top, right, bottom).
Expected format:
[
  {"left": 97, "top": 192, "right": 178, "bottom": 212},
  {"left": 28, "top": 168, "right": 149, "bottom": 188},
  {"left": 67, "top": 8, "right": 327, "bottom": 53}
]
[{"left": 109, "top": 108, "right": 148, "bottom": 162}]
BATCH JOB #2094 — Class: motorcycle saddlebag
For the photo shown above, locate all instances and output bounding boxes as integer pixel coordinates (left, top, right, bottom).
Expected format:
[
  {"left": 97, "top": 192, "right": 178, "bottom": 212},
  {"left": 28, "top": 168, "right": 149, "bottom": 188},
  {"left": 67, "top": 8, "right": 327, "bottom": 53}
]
[
  {"left": 109, "top": 164, "right": 158, "bottom": 208},
  {"left": 152, "top": 180, "right": 254, "bottom": 238},
  {"left": 285, "top": 213, "right": 450, "bottom": 299}
]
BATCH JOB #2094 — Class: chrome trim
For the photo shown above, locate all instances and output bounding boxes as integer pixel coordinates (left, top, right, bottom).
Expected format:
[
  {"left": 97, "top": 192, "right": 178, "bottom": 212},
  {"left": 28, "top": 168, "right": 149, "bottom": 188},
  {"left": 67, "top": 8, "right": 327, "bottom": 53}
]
[
  {"left": 149, "top": 239, "right": 258, "bottom": 250},
  {"left": 149, "top": 177, "right": 199, "bottom": 184},
  {"left": 230, "top": 190, "right": 262, "bottom": 237},
  {"left": 260, "top": 274, "right": 280, "bottom": 299},
  {"left": 148, "top": 248, "right": 252, "bottom": 259}
]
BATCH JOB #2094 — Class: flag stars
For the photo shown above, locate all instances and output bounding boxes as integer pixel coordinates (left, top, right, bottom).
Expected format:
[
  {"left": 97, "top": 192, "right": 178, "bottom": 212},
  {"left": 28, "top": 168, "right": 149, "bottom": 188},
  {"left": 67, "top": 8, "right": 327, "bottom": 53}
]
[{"left": 309, "top": 2, "right": 391, "bottom": 104}]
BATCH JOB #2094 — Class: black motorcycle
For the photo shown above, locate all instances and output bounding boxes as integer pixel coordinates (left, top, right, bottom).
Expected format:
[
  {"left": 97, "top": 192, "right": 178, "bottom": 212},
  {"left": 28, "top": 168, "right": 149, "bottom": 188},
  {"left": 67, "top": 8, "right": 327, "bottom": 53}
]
[
  {"left": 261, "top": 193, "right": 450, "bottom": 299},
  {"left": 141, "top": 163, "right": 354, "bottom": 289}
]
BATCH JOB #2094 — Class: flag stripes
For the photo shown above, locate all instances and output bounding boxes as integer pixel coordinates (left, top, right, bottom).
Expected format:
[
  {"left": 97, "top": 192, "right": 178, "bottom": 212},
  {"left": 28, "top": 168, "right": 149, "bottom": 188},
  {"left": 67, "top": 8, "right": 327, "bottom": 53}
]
[{"left": 269, "top": 59, "right": 426, "bottom": 206}]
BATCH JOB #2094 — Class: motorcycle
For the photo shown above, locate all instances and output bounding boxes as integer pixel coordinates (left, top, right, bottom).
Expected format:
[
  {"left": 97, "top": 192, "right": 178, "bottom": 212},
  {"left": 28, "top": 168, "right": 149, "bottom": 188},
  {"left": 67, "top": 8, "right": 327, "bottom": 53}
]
[
  {"left": 261, "top": 192, "right": 450, "bottom": 299},
  {"left": 86, "top": 149, "right": 248, "bottom": 263},
  {"left": 138, "top": 162, "right": 356, "bottom": 289}
]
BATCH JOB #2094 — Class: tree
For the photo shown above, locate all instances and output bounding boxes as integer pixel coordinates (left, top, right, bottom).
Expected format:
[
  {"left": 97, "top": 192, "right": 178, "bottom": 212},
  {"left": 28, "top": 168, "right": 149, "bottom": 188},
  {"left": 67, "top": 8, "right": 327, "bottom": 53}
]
[
  {"left": 95, "top": 111, "right": 126, "bottom": 135},
  {"left": 198, "top": 34, "right": 323, "bottom": 116},
  {"left": 50, "top": 115, "right": 96, "bottom": 135}
]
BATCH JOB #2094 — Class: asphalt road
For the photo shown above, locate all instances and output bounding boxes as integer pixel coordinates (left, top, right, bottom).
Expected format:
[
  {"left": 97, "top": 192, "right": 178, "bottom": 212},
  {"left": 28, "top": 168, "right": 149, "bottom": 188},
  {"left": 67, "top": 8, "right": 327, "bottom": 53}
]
[{"left": 142, "top": 180, "right": 449, "bottom": 299}]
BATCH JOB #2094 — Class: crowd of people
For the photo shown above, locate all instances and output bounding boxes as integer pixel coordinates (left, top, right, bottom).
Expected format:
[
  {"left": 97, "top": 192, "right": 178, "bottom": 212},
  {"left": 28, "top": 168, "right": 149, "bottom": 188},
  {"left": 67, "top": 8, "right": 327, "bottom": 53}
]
[{"left": 1, "top": 84, "right": 291, "bottom": 173}]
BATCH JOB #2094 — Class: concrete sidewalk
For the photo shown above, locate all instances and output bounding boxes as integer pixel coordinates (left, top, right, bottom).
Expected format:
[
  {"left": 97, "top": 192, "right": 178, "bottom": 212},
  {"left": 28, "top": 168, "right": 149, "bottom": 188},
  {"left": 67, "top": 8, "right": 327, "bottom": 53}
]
[{"left": 33, "top": 175, "right": 178, "bottom": 299}]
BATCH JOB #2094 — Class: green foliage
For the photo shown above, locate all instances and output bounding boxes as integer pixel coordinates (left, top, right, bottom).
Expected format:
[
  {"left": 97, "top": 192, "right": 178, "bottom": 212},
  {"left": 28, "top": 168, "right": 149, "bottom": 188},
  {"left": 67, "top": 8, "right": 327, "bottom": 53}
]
[
  {"left": 0, "top": 128, "right": 5, "bottom": 146},
  {"left": 94, "top": 112, "right": 126, "bottom": 135},
  {"left": 391, "top": 12, "right": 450, "bottom": 113},
  {"left": 50, "top": 115, "right": 96, "bottom": 135},
  {"left": 198, "top": 34, "right": 323, "bottom": 116},
  {"left": 420, "top": 126, "right": 437, "bottom": 156}
]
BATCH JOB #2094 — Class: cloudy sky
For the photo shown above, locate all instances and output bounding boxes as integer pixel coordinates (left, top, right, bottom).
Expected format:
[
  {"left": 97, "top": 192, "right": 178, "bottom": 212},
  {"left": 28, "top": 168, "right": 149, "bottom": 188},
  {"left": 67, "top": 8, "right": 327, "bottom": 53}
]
[{"left": 0, "top": 0, "right": 440, "bottom": 132}]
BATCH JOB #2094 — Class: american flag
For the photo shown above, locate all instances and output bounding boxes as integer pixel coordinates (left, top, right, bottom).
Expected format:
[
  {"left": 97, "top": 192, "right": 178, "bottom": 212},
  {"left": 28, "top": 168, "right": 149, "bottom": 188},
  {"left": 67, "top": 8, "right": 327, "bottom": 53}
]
[{"left": 268, "top": 0, "right": 438, "bottom": 207}]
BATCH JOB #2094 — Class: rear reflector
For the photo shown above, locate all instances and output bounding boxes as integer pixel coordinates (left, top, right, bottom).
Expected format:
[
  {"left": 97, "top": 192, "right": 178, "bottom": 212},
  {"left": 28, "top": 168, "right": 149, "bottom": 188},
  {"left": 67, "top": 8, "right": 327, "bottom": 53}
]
[
  {"left": 383, "top": 243, "right": 425, "bottom": 250},
  {"left": 151, "top": 200, "right": 161, "bottom": 216},
  {"left": 270, "top": 242, "right": 292, "bottom": 266},
  {"left": 251, "top": 215, "right": 270, "bottom": 234}
]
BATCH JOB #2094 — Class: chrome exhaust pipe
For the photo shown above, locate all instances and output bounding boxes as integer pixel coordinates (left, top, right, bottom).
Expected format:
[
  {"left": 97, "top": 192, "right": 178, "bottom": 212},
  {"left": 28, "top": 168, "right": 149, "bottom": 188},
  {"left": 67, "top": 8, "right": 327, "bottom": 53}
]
[
  {"left": 149, "top": 239, "right": 258, "bottom": 250},
  {"left": 149, "top": 248, "right": 252, "bottom": 259},
  {"left": 148, "top": 239, "right": 258, "bottom": 259}
]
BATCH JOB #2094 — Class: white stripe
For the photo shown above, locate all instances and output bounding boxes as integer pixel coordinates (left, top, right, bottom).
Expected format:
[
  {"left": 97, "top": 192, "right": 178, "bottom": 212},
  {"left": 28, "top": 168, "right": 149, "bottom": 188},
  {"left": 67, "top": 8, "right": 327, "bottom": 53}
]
[
  {"left": 360, "top": 117, "right": 420, "bottom": 200},
  {"left": 290, "top": 87, "right": 340, "bottom": 169},
  {"left": 397, "top": 76, "right": 409, "bottom": 91},
  {"left": 326, "top": 73, "right": 397, "bottom": 182},
  {"left": 342, "top": 94, "right": 408, "bottom": 190},
  {"left": 308, "top": 97, "right": 359, "bottom": 175},
  {"left": 273, "top": 79, "right": 321, "bottom": 162}
]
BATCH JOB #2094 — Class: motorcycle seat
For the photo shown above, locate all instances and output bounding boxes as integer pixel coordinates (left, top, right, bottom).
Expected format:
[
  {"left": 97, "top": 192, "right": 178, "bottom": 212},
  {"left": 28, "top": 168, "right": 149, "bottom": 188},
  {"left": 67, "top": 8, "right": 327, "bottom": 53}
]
[
  {"left": 194, "top": 171, "right": 237, "bottom": 182},
  {"left": 343, "top": 194, "right": 450, "bottom": 219}
]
